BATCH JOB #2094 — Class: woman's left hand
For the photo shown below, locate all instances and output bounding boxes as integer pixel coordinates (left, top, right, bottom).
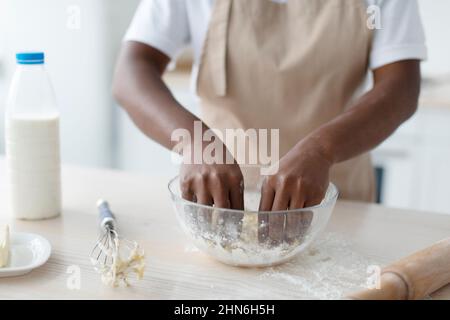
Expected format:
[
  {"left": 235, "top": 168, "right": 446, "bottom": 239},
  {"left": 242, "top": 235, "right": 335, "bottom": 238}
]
[{"left": 258, "top": 140, "right": 333, "bottom": 244}]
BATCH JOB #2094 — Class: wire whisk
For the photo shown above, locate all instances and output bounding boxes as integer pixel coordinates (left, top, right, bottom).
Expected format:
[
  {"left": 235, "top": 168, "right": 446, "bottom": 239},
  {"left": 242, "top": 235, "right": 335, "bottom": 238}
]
[{"left": 90, "top": 199, "right": 145, "bottom": 287}]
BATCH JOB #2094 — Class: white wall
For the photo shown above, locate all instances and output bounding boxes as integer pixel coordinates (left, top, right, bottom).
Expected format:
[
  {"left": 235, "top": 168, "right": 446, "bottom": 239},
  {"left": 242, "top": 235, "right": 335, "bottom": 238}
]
[
  {"left": 0, "top": 0, "right": 139, "bottom": 168},
  {"left": 418, "top": 0, "right": 450, "bottom": 77},
  {"left": 116, "top": 78, "right": 199, "bottom": 177}
]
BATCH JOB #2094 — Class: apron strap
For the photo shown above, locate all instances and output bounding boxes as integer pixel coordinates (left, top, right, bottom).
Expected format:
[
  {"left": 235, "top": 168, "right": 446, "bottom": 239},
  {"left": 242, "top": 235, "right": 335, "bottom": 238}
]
[{"left": 206, "top": 0, "right": 232, "bottom": 97}]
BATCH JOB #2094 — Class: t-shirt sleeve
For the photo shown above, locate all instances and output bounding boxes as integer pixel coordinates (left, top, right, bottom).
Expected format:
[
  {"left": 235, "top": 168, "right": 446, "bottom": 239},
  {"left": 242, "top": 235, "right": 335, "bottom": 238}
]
[
  {"left": 123, "top": 0, "right": 190, "bottom": 60},
  {"left": 370, "top": 0, "right": 427, "bottom": 69}
]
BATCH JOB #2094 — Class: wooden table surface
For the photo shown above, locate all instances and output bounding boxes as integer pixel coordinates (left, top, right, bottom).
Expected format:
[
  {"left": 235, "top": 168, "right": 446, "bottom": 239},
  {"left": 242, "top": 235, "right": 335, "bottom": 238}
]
[{"left": 0, "top": 158, "right": 449, "bottom": 300}]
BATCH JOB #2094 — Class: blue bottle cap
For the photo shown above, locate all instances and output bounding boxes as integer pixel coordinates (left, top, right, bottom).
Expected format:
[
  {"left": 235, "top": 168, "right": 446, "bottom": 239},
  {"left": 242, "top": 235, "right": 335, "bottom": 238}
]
[{"left": 16, "top": 52, "right": 45, "bottom": 65}]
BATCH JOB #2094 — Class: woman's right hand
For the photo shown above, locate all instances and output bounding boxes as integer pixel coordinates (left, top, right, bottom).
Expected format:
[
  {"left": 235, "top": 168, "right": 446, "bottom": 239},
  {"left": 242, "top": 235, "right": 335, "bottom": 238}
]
[
  {"left": 179, "top": 150, "right": 244, "bottom": 210},
  {"left": 178, "top": 138, "right": 244, "bottom": 239}
]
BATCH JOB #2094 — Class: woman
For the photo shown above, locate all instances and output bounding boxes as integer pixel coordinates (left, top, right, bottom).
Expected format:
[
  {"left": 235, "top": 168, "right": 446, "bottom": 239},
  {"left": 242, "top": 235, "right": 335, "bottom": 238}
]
[{"left": 113, "top": 0, "right": 426, "bottom": 240}]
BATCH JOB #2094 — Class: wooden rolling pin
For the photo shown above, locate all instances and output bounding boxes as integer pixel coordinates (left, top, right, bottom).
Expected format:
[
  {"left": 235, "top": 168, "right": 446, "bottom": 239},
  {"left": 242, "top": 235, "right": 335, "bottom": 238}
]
[{"left": 348, "top": 237, "right": 450, "bottom": 300}]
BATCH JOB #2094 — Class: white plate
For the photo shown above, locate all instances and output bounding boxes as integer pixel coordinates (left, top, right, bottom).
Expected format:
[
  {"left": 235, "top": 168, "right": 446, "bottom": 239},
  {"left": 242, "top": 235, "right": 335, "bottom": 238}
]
[{"left": 0, "top": 232, "right": 51, "bottom": 278}]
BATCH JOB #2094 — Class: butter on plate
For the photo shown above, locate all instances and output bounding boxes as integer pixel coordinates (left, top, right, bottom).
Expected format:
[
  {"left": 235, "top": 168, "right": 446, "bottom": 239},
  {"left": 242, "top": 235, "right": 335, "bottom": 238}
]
[{"left": 0, "top": 225, "right": 10, "bottom": 268}]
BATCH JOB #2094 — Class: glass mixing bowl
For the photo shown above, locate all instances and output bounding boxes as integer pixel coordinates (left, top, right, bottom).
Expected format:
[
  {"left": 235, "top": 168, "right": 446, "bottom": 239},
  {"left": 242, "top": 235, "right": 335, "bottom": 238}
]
[{"left": 168, "top": 176, "right": 338, "bottom": 267}]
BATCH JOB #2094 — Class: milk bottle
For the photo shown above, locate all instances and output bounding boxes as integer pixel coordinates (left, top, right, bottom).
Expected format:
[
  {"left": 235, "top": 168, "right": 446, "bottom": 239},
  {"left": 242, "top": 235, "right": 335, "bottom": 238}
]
[{"left": 5, "top": 52, "right": 61, "bottom": 220}]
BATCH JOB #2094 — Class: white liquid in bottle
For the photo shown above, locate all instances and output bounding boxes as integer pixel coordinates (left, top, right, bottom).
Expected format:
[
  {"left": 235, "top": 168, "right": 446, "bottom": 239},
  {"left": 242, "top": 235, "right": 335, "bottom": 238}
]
[
  {"left": 6, "top": 115, "right": 61, "bottom": 219},
  {"left": 5, "top": 52, "right": 61, "bottom": 220}
]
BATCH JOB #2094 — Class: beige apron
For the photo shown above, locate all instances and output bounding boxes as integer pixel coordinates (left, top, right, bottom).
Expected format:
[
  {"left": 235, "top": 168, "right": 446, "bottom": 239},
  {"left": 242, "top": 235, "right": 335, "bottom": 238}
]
[{"left": 197, "top": 0, "right": 376, "bottom": 202}]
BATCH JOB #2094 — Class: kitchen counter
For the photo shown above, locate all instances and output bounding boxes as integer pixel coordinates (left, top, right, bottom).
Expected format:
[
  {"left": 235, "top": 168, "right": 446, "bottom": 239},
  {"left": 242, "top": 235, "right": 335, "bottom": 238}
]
[{"left": 0, "top": 158, "right": 449, "bottom": 300}]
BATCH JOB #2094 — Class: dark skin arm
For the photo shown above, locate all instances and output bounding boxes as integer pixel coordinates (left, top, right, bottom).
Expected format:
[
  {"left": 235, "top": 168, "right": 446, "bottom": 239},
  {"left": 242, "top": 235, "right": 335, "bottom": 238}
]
[
  {"left": 258, "top": 60, "right": 421, "bottom": 244},
  {"left": 259, "top": 60, "right": 421, "bottom": 212},
  {"left": 113, "top": 41, "right": 244, "bottom": 210},
  {"left": 113, "top": 41, "right": 420, "bottom": 216}
]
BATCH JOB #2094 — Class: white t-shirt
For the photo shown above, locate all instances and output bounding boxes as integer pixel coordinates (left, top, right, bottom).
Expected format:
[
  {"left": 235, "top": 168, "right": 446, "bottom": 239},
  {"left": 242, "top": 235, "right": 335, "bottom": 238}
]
[{"left": 125, "top": 0, "right": 427, "bottom": 72}]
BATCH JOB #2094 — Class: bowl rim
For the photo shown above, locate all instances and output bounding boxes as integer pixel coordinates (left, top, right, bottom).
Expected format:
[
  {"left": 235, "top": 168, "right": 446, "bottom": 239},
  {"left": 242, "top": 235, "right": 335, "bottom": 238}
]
[{"left": 167, "top": 175, "right": 339, "bottom": 214}]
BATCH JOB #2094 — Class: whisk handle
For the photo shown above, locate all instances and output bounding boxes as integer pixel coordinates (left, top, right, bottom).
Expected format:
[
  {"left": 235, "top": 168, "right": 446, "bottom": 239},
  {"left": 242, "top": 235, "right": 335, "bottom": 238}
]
[{"left": 97, "top": 199, "right": 116, "bottom": 231}]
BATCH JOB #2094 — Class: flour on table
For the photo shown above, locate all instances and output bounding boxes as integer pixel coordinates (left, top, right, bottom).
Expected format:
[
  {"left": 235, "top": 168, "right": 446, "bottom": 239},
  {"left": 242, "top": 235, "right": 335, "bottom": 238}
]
[
  {"left": 258, "top": 233, "right": 378, "bottom": 300},
  {"left": 180, "top": 190, "right": 374, "bottom": 298}
]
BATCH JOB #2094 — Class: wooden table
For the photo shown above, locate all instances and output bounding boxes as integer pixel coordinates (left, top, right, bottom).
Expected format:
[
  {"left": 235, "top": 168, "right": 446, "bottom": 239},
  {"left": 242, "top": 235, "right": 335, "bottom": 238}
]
[{"left": 0, "top": 158, "right": 449, "bottom": 300}]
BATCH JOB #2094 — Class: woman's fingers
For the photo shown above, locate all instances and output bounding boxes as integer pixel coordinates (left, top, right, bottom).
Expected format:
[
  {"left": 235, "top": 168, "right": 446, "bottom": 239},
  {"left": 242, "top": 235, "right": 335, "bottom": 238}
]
[
  {"left": 285, "top": 185, "right": 306, "bottom": 243},
  {"left": 227, "top": 179, "right": 244, "bottom": 239},
  {"left": 209, "top": 176, "right": 241, "bottom": 239},
  {"left": 178, "top": 154, "right": 245, "bottom": 238},
  {"left": 269, "top": 184, "right": 290, "bottom": 245},
  {"left": 195, "top": 188, "right": 213, "bottom": 205},
  {"left": 181, "top": 189, "right": 194, "bottom": 202},
  {"left": 304, "top": 194, "right": 324, "bottom": 208},
  {"left": 209, "top": 175, "right": 230, "bottom": 209},
  {"left": 271, "top": 182, "right": 290, "bottom": 211},
  {"left": 258, "top": 184, "right": 275, "bottom": 243},
  {"left": 229, "top": 176, "right": 244, "bottom": 210},
  {"left": 258, "top": 177, "right": 322, "bottom": 246},
  {"left": 180, "top": 176, "right": 194, "bottom": 201},
  {"left": 194, "top": 187, "right": 213, "bottom": 232},
  {"left": 289, "top": 179, "right": 305, "bottom": 210},
  {"left": 259, "top": 182, "right": 275, "bottom": 211}
]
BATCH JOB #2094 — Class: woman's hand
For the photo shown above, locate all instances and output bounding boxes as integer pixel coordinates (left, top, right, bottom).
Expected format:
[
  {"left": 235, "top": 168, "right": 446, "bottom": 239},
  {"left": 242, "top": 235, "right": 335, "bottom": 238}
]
[
  {"left": 179, "top": 144, "right": 244, "bottom": 210},
  {"left": 179, "top": 143, "right": 244, "bottom": 236},
  {"left": 258, "top": 140, "right": 332, "bottom": 244},
  {"left": 259, "top": 142, "right": 331, "bottom": 211}
]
